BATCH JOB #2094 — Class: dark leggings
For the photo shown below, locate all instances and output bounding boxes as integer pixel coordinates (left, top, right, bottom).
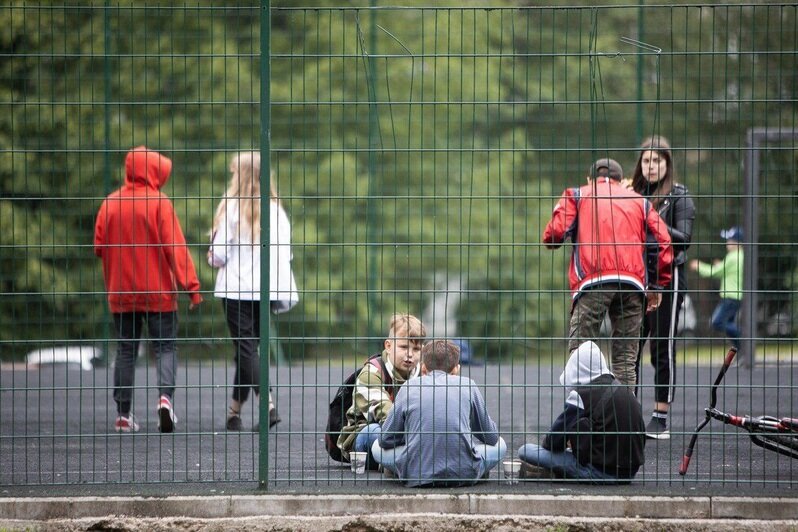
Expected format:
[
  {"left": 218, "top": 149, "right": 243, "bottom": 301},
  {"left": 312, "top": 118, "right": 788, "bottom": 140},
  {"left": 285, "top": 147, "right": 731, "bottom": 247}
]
[
  {"left": 636, "top": 266, "right": 685, "bottom": 404},
  {"left": 222, "top": 299, "right": 261, "bottom": 403}
]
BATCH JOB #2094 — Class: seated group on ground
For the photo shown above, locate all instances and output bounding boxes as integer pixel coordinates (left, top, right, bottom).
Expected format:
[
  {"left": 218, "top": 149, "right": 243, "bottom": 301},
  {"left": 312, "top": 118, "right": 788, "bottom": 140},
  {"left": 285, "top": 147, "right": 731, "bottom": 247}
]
[{"left": 331, "top": 313, "right": 646, "bottom": 487}]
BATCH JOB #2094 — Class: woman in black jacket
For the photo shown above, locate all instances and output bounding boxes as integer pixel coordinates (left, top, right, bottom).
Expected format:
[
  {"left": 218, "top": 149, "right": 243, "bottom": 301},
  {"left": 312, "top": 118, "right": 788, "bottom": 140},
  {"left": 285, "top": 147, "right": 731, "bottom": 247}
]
[{"left": 632, "top": 136, "right": 696, "bottom": 440}]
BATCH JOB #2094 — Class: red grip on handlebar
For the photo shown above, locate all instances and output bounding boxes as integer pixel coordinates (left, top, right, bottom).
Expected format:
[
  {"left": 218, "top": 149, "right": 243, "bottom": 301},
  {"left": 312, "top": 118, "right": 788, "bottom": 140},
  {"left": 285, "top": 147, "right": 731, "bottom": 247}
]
[
  {"left": 679, "top": 455, "right": 692, "bottom": 476},
  {"left": 724, "top": 347, "right": 737, "bottom": 367}
]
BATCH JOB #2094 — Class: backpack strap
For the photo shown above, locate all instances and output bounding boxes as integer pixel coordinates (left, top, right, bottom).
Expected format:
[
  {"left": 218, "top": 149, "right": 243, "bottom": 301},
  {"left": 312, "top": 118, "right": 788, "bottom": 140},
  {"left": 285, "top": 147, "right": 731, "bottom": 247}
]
[{"left": 366, "top": 353, "right": 395, "bottom": 402}]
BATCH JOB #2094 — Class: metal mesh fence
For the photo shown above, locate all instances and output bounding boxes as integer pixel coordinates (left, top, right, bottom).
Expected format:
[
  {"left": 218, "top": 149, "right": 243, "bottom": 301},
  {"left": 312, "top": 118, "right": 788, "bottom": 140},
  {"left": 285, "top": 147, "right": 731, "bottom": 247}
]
[{"left": 1, "top": 2, "right": 796, "bottom": 490}]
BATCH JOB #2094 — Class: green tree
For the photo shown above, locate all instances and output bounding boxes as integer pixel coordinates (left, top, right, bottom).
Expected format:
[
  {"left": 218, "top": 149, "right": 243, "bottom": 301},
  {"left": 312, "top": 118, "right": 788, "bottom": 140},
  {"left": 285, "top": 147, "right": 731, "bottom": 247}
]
[{"left": 2, "top": 3, "right": 796, "bottom": 361}]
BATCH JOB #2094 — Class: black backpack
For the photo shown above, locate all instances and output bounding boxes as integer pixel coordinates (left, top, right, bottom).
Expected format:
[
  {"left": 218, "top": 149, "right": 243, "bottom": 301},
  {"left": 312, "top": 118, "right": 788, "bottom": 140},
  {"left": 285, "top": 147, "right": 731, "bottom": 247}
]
[{"left": 324, "top": 353, "right": 393, "bottom": 462}]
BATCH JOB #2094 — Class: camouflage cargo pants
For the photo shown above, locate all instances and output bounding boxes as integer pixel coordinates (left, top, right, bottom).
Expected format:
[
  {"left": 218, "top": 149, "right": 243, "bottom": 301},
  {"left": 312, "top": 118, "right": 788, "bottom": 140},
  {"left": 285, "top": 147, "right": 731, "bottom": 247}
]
[{"left": 567, "top": 285, "right": 645, "bottom": 388}]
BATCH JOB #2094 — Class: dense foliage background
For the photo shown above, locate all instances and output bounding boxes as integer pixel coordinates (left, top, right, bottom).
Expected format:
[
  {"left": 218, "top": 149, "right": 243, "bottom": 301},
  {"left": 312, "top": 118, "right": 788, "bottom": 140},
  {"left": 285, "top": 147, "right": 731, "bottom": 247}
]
[{"left": 2, "top": 1, "right": 796, "bottom": 361}]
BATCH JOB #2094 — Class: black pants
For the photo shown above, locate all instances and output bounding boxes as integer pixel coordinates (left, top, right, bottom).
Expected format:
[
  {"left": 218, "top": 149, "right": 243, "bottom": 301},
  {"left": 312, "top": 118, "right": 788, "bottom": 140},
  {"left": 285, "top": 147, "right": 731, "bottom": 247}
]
[
  {"left": 222, "top": 299, "right": 261, "bottom": 403},
  {"left": 636, "top": 266, "right": 685, "bottom": 404},
  {"left": 112, "top": 311, "right": 177, "bottom": 415}
]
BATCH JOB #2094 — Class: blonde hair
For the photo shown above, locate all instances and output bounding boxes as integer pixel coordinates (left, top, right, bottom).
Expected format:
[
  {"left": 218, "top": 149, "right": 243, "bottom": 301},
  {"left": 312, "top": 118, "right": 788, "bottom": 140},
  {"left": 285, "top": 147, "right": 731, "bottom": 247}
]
[
  {"left": 387, "top": 314, "right": 426, "bottom": 345},
  {"left": 211, "top": 152, "right": 278, "bottom": 242}
]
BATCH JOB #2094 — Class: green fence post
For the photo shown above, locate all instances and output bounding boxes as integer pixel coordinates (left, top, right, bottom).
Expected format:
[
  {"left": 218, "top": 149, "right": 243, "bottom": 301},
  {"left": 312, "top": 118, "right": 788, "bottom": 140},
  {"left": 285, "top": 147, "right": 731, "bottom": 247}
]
[
  {"left": 99, "top": 0, "right": 112, "bottom": 367},
  {"left": 259, "top": 0, "right": 272, "bottom": 490}
]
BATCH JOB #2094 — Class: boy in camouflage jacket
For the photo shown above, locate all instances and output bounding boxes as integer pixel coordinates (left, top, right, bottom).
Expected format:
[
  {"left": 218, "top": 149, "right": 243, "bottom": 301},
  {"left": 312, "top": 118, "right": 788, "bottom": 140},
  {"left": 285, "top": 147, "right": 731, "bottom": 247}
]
[{"left": 337, "top": 314, "right": 426, "bottom": 467}]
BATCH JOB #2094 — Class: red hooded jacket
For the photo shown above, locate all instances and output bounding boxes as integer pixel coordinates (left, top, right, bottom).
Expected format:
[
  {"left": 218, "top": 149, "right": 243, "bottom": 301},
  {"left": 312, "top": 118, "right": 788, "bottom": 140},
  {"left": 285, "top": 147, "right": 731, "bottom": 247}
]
[
  {"left": 94, "top": 146, "right": 202, "bottom": 313},
  {"left": 542, "top": 177, "right": 673, "bottom": 298}
]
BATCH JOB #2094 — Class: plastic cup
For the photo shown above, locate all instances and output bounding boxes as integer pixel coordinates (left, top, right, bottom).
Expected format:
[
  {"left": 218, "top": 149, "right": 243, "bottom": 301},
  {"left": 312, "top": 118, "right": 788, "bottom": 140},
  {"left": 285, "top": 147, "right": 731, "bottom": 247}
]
[
  {"left": 350, "top": 452, "right": 368, "bottom": 474},
  {"left": 502, "top": 459, "right": 522, "bottom": 484}
]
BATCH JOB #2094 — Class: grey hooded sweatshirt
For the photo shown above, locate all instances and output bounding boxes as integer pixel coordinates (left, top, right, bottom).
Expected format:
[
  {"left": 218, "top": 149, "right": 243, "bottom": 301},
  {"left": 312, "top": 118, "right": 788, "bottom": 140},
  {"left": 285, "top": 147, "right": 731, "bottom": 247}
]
[{"left": 543, "top": 341, "right": 646, "bottom": 479}]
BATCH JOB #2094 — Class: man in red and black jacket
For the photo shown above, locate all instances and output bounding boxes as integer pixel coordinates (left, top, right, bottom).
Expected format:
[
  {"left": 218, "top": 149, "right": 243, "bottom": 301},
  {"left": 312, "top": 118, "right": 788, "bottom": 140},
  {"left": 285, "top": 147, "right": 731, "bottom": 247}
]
[{"left": 542, "top": 158, "right": 673, "bottom": 388}]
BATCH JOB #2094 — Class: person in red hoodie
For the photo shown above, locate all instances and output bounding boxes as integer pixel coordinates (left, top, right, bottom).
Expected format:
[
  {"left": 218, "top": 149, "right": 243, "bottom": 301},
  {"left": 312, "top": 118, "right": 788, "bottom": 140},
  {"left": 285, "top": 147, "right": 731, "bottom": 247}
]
[
  {"left": 94, "top": 146, "right": 203, "bottom": 433},
  {"left": 542, "top": 158, "right": 673, "bottom": 388}
]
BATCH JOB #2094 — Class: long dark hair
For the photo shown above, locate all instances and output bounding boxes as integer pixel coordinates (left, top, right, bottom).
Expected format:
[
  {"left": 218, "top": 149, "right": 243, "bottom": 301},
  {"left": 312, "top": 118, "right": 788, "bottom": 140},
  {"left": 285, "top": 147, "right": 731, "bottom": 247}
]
[{"left": 631, "top": 135, "right": 674, "bottom": 208}]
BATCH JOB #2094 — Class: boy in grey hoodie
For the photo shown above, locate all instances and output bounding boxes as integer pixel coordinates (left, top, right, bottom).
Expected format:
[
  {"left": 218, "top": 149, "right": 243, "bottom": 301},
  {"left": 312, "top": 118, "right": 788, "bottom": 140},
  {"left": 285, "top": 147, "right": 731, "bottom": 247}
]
[{"left": 518, "top": 341, "right": 645, "bottom": 483}]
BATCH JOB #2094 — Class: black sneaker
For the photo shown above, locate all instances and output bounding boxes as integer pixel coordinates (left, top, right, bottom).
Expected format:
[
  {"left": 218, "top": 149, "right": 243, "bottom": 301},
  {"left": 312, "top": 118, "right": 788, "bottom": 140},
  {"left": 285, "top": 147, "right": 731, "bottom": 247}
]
[
  {"left": 226, "top": 415, "right": 242, "bottom": 431},
  {"left": 253, "top": 409, "right": 282, "bottom": 432},
  {"left": 269, "top": 408, "right": 281, "bottom": 428},
  {"left": 645, "top": 417, "right": 670, "bottom": 440},
  {"left": 157, "top": 395, "right": 176, "bottom": 434}
]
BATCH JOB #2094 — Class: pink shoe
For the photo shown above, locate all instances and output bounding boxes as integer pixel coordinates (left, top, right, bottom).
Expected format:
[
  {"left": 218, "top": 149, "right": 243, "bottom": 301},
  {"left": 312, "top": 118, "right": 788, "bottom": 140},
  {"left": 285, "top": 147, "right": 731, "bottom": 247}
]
[
  {"left": 157, "top": 395, "right": 177, "bottom": 433},
  {"left": 114, "top": 414, "right": 140, "bottom": 433}
]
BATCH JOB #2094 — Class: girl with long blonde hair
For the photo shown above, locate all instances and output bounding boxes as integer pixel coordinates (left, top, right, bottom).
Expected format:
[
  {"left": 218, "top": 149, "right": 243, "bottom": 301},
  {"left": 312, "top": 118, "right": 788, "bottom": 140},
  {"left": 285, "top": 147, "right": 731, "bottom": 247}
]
[{"left": 208, "top": 152, "right": 298, "bottom": 431}]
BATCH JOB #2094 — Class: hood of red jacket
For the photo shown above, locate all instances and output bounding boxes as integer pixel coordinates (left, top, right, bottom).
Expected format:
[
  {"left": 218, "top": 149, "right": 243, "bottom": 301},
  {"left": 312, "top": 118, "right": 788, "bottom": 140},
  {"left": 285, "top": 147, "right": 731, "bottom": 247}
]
[{"left": 124, "top": 146, "right": 172, "bottom": 189}]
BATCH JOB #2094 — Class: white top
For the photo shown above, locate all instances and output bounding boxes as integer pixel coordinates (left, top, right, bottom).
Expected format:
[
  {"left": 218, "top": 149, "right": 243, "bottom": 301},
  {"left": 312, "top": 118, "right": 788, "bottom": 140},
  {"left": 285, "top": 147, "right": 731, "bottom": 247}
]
[{"left": 209, "top": 199, "right": 299, "bottom": 311}]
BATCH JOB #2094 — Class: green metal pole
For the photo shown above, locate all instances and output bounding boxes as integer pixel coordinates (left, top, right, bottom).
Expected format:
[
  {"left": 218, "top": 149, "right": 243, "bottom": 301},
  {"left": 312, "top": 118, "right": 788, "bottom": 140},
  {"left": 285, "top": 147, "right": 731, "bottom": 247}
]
[
  {"left": 101, "top": 0, "right": 112, "bottom": 365},
  {"left": 259, "top": 0, "right": 272, "bottom": 489},
  {"left": 365, "top": 1, "right": 379, "bottom": 344}
]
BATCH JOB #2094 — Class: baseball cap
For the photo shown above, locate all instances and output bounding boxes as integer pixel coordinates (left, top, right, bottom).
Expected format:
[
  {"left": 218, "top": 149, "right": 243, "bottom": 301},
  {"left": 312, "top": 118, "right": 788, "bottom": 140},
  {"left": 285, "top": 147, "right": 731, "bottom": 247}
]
[
  {"left": 720, "top": 226, "right": 743, "bottom": 242},
  {"left": 589, "top": 158, "right": 623, "bottom": 180}
]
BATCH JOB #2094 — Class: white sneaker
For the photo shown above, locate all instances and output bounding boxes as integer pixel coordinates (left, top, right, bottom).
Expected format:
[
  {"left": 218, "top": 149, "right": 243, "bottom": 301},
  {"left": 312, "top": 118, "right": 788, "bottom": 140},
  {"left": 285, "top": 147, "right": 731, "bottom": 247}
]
[
  {"left": 157, "top": 395, "right": 177, "bottom": 433},
  {"left": 114, "top": 414, "right": 140, "bottom": 433}
]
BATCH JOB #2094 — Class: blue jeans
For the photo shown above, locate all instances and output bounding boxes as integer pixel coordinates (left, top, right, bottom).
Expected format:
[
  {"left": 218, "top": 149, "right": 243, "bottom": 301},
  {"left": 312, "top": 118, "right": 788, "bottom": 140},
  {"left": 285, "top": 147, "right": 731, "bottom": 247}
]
[
  {"left": 354, "top": 423, "right": 382, "bottom": 470},
  {"left": 518, "top": 443, "right": 630, "bottom": 485},
  {"left": 372, "top": 436, "right": 507, "bottom": 479},
  {"left": 710, "top": 298, "right": 741, "bottom": 348},
  {"left": 354, "top": 423, "right": 382, "bottom": 453}
]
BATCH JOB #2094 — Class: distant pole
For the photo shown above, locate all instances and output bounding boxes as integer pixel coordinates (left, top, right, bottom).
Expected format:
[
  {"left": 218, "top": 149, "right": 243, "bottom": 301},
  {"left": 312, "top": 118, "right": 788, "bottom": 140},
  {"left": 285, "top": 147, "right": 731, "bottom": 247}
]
[
  {"left": 365, "top": 0, "right": 380, "bottom": 345},
  {"left": 259, "top": 0, "right": 272, "bottom": 488},
  {"left": 103, "top": 2, "right": 111, "bottom": 195},
  {"left": 636, "top": 0, "right": 644, "bottom": 142},
  {"left": 742, "top": 127, "right": 798, "bottom": 367},
  {"left": 743, "top": 129, "right": 758, "bottom": 368}
]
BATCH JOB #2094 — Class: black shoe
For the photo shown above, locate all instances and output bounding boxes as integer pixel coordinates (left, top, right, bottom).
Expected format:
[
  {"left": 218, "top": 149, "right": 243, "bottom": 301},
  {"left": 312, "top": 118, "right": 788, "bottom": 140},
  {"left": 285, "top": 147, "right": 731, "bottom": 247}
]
[
  {"left": 365, "top": 451, "right": 381, "bottom": 472},
  {"left": 157, "top": 395, "right": 176, "bottom": 434},
  {"left": 226, "top": 415, "right": 242, "bottom": 431},
  {"left": 269, "top": 408, "right": 281, "bottom": 428},
  {"left": 253, "top": 409, "right": 282, "bottom": 432},
  {"left": 645, "top": 417, "right": 670, "bottom": 440}
]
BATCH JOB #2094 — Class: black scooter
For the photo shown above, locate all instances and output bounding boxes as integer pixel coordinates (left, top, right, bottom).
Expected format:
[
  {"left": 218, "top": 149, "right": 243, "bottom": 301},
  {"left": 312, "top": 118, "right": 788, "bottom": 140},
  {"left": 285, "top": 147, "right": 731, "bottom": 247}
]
[{"left": 679, "top": 347, "right": 798, "bottom": 476}]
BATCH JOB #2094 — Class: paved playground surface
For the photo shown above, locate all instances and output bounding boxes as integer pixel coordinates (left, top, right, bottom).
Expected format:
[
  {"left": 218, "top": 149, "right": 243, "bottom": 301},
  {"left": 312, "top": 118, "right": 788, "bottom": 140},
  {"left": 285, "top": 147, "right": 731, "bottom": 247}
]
[{"left": 2, "top": 351, "right": 796, "bottom": 499}]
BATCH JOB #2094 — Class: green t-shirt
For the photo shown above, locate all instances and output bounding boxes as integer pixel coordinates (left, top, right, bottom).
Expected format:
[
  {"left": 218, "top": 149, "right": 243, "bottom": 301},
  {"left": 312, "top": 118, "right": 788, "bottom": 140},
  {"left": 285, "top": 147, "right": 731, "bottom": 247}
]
[{"left": 695, "top": 247, "right": 743, "bottom": 300}]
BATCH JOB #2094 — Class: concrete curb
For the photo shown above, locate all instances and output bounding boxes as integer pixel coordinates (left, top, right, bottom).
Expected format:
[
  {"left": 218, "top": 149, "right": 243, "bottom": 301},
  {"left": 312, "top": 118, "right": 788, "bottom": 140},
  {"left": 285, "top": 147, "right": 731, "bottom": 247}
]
[{"left": 1, "top": 495, "right": 797, "bottom": 521}]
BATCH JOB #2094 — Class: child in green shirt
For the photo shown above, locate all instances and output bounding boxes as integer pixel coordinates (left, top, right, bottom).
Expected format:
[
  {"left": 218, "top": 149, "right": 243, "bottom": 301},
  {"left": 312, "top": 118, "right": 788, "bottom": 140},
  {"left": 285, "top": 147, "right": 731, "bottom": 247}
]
[{"left": 689, "top": 226, "right": 744, "bottom": 349}]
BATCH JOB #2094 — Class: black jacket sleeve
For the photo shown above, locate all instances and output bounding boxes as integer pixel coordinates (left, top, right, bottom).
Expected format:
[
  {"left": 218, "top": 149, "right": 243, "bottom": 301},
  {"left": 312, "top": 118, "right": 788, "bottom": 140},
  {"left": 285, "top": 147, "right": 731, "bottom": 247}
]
[
  {"left": 669, "top": 189, "right": 695, "bottom": 247},
  {"left": 668, "top": 186, "right": 696, "bottom": 264},
  {"left": 542, "top": 403, "right": 583, "bottom": 452}
]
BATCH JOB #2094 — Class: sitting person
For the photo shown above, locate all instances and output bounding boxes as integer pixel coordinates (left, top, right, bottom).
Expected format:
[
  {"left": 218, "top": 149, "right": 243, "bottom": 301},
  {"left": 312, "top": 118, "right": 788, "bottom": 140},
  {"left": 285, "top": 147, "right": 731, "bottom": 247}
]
[
  {"left": 518, "top": 341, "right": 645, "bottom": 484},
  {"left": 337, "top": 314, "right": 426, "bottom": 469},
  {"left": 372, "top": 339, "right": 507, "bottom": 487}
]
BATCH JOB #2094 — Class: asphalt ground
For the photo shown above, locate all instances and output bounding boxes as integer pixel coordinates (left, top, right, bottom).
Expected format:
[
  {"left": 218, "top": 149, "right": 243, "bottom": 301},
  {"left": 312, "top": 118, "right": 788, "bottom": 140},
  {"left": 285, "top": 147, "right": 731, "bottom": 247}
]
[{"left": 1, "top": 351, "right": 797, "bottom": 499}]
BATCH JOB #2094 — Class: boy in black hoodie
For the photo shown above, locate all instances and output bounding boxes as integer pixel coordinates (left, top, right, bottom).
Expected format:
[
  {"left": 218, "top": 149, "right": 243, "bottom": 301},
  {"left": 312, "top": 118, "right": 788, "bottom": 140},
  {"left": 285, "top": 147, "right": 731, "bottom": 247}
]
[{"left": 518, "top": 341, "right": 645, "bottom": 483}]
